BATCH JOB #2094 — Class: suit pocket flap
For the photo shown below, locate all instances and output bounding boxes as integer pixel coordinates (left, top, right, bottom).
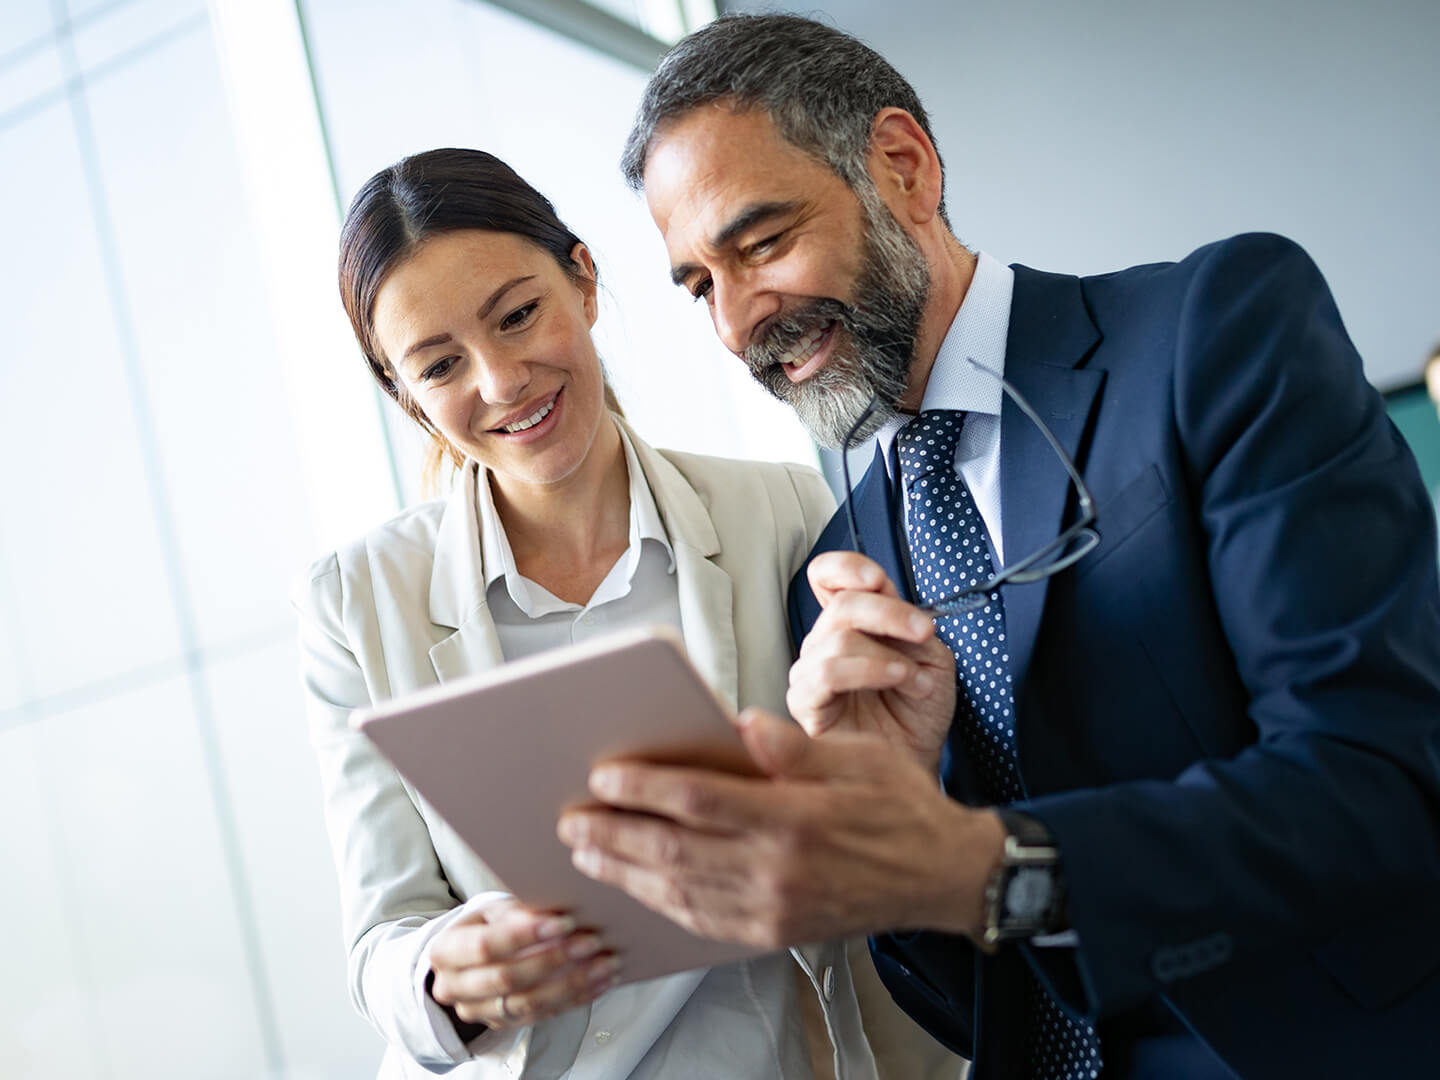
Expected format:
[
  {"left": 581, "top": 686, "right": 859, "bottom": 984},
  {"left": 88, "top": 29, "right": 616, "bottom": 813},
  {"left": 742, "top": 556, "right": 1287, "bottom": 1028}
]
[
  {"left": 1315, "top": 923, "right": 1440, "bottom": 1011},
  {"left": 1075, "top": 464, "right": 1172, "bottom": 580}
]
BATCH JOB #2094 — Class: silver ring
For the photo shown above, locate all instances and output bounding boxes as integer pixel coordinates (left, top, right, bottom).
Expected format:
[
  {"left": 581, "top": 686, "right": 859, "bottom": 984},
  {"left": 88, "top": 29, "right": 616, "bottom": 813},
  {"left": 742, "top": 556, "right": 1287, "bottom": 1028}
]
[{"left": 496, "top": 994, "right": 514, "bottom": 1022}]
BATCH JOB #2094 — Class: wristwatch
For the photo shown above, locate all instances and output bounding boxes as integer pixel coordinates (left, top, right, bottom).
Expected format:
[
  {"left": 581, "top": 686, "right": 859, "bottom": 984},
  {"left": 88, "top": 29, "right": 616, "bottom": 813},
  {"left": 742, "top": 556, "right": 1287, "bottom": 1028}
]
[{"left": 981, "top": 809, "right": 1068, "bottom": 949}]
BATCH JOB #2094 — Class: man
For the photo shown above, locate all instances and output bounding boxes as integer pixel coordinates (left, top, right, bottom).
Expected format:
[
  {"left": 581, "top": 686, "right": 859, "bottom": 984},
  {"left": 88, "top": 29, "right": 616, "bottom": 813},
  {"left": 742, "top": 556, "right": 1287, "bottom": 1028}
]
[{"left": 556, "top": 14, "right": 1440, "bottom": 1078}]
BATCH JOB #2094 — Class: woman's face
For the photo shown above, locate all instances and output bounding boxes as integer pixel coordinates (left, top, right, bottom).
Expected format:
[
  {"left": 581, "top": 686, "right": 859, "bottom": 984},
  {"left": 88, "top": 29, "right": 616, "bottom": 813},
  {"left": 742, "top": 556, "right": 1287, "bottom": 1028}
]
[{"left": 372, "top": 229, "right": 607, "bottom": 493}]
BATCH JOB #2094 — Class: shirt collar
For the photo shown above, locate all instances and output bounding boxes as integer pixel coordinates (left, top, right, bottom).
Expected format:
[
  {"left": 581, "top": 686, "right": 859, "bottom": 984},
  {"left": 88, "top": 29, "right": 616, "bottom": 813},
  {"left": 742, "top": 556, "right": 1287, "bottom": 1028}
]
[
  {"left": 476, "top": 417, "right": 676, "bottom": 611},
  {"left": 874, "top": 250, "right": 1015, "bottom": 467}
]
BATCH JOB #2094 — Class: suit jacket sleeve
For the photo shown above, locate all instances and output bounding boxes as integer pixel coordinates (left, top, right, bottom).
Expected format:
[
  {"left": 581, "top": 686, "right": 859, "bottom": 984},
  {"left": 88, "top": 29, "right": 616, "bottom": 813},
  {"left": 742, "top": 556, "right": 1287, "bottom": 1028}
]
[
  {"left": 1019, "top": 234, "right": 1440, "bottom": 1018},
  {"left": 292, "top": 557, "right": 526, "bottom": 1071}
]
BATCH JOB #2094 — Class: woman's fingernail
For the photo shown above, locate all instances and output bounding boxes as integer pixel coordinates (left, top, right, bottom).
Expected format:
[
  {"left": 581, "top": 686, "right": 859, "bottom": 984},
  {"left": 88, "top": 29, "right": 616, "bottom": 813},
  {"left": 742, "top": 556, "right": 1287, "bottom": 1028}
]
[
  {"left": 537, "top": 916, "right": 576, "bottom": 941},
  {"left": 589, "top": 954, "right": 623, "bottom": 981},
  {"left": 590, "top": 767, "right": 622, "bottom": 799},
  {"left": 568, "top": 935, "right": 603, "bottom": 960},
  {"left": 887, "top": 661, "right": 907, "bottom": 680},
  {"left": 914, "top": 672, "right": 934, "bottom": 694},
  {"left": 911, "top": 614, "right": 931, "bottom": 636},
  {"left": 573, "top": 848, "right": 602, "bottom": 876}
]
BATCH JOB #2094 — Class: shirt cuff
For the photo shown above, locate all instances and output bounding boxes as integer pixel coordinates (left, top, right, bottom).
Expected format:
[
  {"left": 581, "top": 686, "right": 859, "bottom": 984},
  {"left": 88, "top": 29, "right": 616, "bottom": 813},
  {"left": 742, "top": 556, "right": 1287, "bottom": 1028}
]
[{"left": 416, "top": 890, "right": 515, "bottom": 1060}]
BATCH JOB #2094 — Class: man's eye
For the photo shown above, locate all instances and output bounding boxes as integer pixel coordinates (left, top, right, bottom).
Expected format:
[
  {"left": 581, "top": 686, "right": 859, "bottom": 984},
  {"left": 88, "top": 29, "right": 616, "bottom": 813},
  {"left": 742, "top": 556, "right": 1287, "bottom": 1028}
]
[
  {"left": 691, "top": 279, "right": 713, "bottom": 303},
  {"left": 501, "top": 302, "right": 538, "bottom": 330},
  {"left": 749, "top": 233, "right": 783, "bottom": 256}
]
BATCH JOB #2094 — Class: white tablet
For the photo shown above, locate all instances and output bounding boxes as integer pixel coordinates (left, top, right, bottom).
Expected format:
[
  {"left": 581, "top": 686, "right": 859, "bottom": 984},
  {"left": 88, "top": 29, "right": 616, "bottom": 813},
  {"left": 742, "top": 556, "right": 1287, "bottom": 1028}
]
[{"left": 352, "top": 625, "right": 764, "bottom": 985}]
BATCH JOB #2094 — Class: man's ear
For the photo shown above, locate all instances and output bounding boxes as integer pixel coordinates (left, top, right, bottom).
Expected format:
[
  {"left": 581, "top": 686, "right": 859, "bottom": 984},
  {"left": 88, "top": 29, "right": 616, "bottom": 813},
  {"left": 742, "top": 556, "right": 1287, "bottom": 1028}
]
[{"left": 866, "top": 107, "right": 944, "bottom": 226}]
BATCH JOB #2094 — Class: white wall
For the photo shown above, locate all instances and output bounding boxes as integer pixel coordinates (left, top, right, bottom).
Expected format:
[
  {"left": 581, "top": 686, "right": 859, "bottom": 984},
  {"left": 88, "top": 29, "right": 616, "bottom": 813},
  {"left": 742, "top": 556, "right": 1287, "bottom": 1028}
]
[{"left": 733, "top": 0, "right": 1440, "bottom": 389}]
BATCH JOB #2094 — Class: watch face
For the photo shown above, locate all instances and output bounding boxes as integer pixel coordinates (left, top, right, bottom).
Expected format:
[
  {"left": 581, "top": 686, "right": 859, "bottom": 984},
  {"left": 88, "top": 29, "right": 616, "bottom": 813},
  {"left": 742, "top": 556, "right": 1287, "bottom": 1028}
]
[{"left": 1005, "top": 867, "right": 1053, "bottom": 922}]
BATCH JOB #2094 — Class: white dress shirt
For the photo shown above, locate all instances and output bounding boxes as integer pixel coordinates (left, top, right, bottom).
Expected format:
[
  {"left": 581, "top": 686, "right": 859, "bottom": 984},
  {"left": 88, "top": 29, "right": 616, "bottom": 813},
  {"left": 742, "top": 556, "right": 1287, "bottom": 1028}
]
[
  {"left": 419, "top": 423, "right": 842, "bottom": 1078},
  {"left": 875, "top": 250, "right": 1013, "bottom": 565}
]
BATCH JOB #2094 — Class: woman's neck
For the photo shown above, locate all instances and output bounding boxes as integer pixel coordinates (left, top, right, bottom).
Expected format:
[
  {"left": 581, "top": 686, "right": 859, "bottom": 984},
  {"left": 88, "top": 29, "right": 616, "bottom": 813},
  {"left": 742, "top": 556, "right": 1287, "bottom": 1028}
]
[{"left": 488, "top": 417, "right": 632, "bottom": 604}]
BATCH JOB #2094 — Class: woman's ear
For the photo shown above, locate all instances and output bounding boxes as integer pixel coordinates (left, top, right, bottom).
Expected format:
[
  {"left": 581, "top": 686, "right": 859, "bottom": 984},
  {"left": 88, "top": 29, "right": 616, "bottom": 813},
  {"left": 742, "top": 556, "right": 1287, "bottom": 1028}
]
[{"left": 570, "top": 242, "right": 599, "bottom": 325}]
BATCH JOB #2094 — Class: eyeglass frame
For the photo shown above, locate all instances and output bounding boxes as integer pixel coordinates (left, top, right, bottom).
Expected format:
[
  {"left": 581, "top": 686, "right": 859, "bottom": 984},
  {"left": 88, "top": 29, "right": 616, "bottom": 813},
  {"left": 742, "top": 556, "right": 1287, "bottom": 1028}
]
[{"left": 840, "top": 358, "right": 1100, "bottom": 617}]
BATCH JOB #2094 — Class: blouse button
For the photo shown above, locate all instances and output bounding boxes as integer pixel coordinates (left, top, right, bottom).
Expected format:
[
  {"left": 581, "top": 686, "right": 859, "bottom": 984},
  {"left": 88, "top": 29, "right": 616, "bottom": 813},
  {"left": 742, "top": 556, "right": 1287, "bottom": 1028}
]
[{"left": 822, "top": 966, "right": 836, "bottom": 1002}]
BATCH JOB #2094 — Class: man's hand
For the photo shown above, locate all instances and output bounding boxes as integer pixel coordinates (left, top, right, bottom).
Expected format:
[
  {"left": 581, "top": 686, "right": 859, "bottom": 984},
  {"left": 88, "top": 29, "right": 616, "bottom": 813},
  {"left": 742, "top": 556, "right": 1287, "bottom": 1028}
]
[
  {"left": 556, "top": 708, "right": 1006, "bottom": 950},
  {"left": 787, "top": 551, "right": 956, "bottom": 772}
]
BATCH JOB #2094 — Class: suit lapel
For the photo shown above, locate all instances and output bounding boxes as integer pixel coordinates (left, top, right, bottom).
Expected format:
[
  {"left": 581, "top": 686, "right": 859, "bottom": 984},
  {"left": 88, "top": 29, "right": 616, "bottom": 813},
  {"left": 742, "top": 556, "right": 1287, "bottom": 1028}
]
[
  {"left": 853, "top": 442, "right": 916, "bottom": 603},
  {"left": 1000, "top": 266, "right": 1105, "bottom": 696},
  {"left": 427, "top": 463, "right": 506, "bottom": 682},
  {"left": 621, "top": 420, "right": 740, "bottom": 712}
]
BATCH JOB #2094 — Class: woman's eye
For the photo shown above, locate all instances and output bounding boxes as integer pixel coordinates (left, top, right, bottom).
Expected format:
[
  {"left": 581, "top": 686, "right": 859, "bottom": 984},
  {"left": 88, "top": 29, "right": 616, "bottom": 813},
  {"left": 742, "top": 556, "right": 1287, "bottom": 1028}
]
[
  {"left": 422, "top": 357, "right": 456, "bottom": 381},
  {"left": 501, "top": 302, "right": 538, "bottom": 330}
]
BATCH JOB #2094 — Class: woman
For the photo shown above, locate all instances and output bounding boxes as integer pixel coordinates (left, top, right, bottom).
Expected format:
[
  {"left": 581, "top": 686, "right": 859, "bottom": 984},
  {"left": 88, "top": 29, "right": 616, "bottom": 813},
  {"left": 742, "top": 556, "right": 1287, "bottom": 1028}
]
[{"left": 294, "top": 148, "right": 963, "bottom": 1079}]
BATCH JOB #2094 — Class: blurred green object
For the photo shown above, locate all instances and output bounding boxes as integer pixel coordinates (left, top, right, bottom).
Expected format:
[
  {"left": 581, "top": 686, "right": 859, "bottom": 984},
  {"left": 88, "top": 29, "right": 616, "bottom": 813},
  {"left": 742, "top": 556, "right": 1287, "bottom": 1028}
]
[{"left": 1386, "top": 383, "right": 1440, "bottom": 495}]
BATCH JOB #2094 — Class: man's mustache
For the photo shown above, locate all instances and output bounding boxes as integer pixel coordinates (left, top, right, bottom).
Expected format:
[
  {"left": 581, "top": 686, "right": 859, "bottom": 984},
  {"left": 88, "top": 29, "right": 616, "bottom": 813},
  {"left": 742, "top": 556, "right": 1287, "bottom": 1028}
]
[{"left": 744, "top": 299, "right": 851, "bottom": 377}]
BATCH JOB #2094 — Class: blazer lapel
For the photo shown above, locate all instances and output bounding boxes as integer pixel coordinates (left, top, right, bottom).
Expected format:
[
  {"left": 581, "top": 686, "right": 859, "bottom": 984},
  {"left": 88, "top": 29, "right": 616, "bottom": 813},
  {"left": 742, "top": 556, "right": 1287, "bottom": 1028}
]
[
  {"left": 620, "top": 420, "right": 740, "bottom": 712},
  {"left": 1000, "top": 266, "right": 1105, "bottom": 696},
  {"left": 427, "top": 463, "right": 506, "bottom": 683},
  {"left": 854, "top": 442, "right": 915, "bottom": 603}
]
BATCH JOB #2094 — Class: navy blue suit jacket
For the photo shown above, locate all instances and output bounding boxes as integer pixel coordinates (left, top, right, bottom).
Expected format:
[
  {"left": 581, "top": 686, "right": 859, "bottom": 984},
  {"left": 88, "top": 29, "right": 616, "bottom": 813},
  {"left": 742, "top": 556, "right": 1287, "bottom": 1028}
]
[{"left": 788, "top": 234, "right": 1440, "bottom": 1078}]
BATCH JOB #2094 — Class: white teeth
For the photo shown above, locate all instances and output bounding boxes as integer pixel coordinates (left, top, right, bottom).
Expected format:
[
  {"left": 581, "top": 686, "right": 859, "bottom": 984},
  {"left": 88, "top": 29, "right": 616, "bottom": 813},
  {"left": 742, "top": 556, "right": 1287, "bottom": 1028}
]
[
  {"left": 501, "top": 400, "right": 554, "bottom": 433},
  {"left": 778, "top": 325, "right": 827, "bottom": 368}
]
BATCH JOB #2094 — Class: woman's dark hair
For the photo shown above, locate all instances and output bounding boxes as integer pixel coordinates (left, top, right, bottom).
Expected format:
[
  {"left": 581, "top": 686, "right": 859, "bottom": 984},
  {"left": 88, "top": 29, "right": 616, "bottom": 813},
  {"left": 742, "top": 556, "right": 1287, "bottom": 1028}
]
[{"left": 338, "top": 148, "right": 620, "bottom": 484}]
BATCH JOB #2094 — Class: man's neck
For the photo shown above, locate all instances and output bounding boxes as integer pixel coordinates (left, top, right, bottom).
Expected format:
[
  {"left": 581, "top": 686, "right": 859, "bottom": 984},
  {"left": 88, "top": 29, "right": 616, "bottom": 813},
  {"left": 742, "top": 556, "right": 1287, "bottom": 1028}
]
[{"left": 901, "top": 237, "right": 977, "bottom": 412}]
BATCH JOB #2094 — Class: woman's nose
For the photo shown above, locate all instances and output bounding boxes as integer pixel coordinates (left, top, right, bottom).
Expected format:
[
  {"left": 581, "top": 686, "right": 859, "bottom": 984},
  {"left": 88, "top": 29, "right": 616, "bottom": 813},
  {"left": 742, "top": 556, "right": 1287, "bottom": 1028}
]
[{"left": 474, "top": 355, "right": 531, "bottom": 405}]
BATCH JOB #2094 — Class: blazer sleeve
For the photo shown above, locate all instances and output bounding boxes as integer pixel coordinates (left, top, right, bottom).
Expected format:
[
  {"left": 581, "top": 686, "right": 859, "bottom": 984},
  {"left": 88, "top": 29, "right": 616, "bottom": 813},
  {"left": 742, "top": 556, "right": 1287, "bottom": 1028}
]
[
  {"left": 1020, "top": 234, "right": 1440, "bottom": 1017},
  {"left": 293, "top": 557, "right": 527, "bottom": 1071}
]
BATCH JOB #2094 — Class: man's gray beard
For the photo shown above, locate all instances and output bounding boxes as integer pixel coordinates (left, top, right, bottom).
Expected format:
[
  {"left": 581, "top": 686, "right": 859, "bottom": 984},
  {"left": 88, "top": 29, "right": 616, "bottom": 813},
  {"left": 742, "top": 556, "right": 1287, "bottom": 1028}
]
[{"left": 743, "top": 191, "right": 930, "bottom": 449}]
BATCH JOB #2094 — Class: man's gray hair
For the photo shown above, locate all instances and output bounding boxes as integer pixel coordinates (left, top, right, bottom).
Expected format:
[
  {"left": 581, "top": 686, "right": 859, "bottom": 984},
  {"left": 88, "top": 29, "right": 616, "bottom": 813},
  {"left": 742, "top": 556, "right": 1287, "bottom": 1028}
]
[{"left": 620, "top": 13, "right": 948, "bottom": 225}]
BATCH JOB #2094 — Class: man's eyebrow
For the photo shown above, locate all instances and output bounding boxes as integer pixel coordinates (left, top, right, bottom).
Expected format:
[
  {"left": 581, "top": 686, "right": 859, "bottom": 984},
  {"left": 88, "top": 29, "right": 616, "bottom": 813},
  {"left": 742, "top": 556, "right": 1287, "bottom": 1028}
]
[
  {"left": 399, "top": 275, "right": 537, "bottom": 362},
  {"left": 669, "top": 201, "right": 803, "bottom": 287}
]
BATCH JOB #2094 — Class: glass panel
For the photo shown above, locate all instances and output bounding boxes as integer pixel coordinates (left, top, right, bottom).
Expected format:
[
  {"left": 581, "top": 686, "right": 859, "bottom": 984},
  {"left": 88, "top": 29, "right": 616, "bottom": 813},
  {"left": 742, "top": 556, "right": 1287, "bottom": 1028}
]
[
  {"left": 34, "top": 678, "right": 270, "bottom": 1078},
  {"left": 0, "top": 99, "right": 186, "bottom": 699},
  {"left": 0, "top": 35, "right": 63, "bottom": 117},
  {"left": 82, "top": 18, "right": 316, "bottom": 651},
  {"left": 0, "top": 721, "right": 110, "bottom": 1079},
  {"left": 208, "top": 638, "right": 387, "bottom": 1077},
  {"left": 69, "top": 0, "right": 205, "bottom": 74},
  {"left": 0, "top": 0, "right": 55, "bottom": 55}
]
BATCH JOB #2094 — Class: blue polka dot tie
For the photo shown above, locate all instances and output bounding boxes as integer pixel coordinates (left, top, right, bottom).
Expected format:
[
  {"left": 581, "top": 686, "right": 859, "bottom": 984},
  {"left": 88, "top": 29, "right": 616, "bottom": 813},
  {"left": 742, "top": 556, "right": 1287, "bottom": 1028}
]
[{"left": 897, "top": 410, "right": 1102, "bottom": 1080}]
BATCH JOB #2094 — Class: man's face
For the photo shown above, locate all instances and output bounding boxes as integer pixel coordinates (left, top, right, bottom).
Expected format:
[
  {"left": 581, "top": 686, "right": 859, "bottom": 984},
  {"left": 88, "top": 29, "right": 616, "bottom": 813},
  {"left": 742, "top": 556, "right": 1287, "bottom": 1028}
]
[{"left": 643, "top": 106, "right": 930, "bottom": 448}]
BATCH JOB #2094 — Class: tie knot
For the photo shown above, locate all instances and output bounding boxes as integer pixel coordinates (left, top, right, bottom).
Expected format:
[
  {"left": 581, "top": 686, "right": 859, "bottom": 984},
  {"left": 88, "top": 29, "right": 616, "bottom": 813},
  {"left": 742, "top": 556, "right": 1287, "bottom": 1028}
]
[{"left": 896, "top": 410, "right": 965, "bottom": 482}]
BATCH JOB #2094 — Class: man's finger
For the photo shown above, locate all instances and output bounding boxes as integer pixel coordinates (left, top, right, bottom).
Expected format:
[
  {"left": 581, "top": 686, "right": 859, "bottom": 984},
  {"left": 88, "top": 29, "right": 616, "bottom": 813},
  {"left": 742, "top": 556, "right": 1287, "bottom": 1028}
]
[
  {"left": 807, "top": 550, "right": 898, "bottom": 604},
  {"left": 568, "top": 846, "right": 777, "bottom": 948},
  {"left": 735, "top": 707, "right": 893, "bottom": 782},
  {"left": 578, "top": 759, "right": 781, "bottom": 831},
  {"left": 787, "top": 652, "right": 917, "bottom": 721},
  {"left": 557, "top": 806, "right": 755, "bottom": 879},
  {"left": 803, "top": 589, "right": 934, "bottom": 648}
]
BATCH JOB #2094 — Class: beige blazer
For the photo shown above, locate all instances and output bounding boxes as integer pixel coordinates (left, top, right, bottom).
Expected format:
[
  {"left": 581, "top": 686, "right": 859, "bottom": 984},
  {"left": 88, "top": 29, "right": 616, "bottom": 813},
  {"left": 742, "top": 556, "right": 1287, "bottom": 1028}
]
[{"left": 293, "top": 419, "right": 964, "bottom": 1079}]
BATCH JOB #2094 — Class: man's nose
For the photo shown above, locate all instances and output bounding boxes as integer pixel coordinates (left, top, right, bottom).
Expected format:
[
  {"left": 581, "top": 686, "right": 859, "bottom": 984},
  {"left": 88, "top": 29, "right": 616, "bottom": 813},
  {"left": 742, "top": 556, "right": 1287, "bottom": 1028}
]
[{"left": 710, "top": 274, "right": 769, "bottom": 358}]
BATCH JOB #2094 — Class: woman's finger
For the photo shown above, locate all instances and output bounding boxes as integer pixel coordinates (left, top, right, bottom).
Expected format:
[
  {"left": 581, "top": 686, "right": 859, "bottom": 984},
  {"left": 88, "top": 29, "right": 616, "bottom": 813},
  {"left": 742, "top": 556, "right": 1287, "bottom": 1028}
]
[
  {"left": 451, "top": 950, "right": 624, "bottom": 1028},
  {"left": 429, "top": 908, "right": 577, "bottom": 972},
  {"left": 433, "top": 931, "right": 604, "bottom": 1005}
]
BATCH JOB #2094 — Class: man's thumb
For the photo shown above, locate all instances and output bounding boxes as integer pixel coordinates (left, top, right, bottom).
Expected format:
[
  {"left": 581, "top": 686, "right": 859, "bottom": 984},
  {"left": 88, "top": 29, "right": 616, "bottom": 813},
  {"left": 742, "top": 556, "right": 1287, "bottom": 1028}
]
[{"left": 736, "top": 707, "right": 875, "bottom": 781}]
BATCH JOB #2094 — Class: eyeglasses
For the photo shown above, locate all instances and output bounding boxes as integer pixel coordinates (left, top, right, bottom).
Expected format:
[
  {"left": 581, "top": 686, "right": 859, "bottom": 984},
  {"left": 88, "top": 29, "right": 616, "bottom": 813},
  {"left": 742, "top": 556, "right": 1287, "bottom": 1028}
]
[{"left": 841, "top": 358, "right": 1099, "bottom": 617}]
